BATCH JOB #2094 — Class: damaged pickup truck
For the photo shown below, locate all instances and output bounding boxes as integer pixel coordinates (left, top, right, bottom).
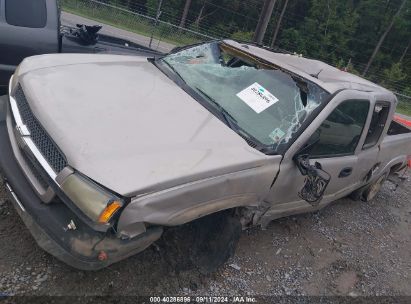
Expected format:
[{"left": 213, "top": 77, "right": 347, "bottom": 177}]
[{"left": 1, "top": 40, "right": 411, "bottom": 271}]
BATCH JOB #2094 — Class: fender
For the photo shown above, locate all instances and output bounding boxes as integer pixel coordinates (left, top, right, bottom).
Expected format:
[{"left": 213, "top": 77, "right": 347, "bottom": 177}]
[{"left": 117, "top": 158, "right": 281, "bottom": 235}]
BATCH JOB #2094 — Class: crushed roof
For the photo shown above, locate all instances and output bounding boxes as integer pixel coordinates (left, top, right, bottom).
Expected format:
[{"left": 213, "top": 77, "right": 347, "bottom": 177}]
[{"left": 224, "top": 40, "right": 393, "bottom": 96}]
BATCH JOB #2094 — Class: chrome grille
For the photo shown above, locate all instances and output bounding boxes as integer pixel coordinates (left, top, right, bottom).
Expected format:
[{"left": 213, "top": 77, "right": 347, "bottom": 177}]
[
  {"left": 14, "top": 85, "right": 67, "bottom": 173},
  {"left": 21, "top": 152, "right": 49, "bottom": 189}
]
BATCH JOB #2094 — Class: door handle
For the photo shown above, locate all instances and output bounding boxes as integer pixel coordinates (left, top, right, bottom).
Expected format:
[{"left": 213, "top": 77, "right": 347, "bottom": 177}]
[{"left": 339, "top": 167, "right": 353, "bottom": 178}]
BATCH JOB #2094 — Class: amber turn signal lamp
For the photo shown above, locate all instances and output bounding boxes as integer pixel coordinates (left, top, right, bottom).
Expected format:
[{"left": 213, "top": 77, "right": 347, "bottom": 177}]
[{"left": 98, "top": 201, "right": 122, "bottom": 223}]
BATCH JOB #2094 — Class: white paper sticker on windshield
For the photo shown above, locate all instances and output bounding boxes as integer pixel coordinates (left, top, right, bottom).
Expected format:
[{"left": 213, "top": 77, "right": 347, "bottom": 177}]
[
  {"left": 236, "top": 83, "right": 279, "bottom": 113},
  {"left": 269, "top": 128, "right": 286, "bottom": 143}
]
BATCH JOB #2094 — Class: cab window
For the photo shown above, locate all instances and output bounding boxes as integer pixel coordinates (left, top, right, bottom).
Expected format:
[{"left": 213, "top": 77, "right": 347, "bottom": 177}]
[
  {"left": 308, "top": 100, "right": 369, "bottom": 158},
  {"left": 363, "top": 102, "right": 390, "bottom": 149},
  {"left": 5, "top": 0, "right": 47, "bottom": 28}
]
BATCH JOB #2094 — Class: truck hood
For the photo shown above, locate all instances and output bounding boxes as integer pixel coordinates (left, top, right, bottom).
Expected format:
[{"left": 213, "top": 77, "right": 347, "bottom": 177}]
[{"left": 16, "top": 54, "right": 271, "bottom": 196}]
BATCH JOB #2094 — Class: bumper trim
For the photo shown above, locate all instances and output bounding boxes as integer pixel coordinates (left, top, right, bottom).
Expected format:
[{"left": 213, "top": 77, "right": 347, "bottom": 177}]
[
  {"left": 6, "top": 182, "right": 163, "bottom": 270},
  {"left": 5, "top": 182, "right": 25, "bottom": 212}
]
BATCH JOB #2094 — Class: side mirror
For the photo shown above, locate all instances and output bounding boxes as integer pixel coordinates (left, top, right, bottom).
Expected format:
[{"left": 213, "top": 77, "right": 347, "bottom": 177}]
[
  {"left": 294, "top": 154, "right": 314, "bottom": 176},
  {"left": 293, "top": 154, "right": 331, "bottom": 206}
]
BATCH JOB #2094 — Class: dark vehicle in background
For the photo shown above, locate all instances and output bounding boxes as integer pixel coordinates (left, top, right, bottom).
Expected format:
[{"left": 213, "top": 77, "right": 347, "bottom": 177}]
[{"left": 0, "top": 0, "right": 159, "bottom": 94}]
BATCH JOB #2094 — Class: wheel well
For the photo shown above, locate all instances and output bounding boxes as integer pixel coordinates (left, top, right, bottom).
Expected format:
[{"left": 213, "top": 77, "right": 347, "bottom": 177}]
[
  {"left": 390, "top": 162, "right": 406, "bottom": 174},
  {"left": 158, "top": 207, "right": 242, "bottom": 274}
]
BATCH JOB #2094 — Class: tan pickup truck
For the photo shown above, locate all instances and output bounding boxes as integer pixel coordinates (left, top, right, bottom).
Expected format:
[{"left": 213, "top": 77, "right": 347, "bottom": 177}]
[{"left": 1, "top": 40, "right": 410, "bottom": 271}]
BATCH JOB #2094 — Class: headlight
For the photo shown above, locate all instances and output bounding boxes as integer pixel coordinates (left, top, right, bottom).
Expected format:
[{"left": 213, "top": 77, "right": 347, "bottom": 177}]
[{"left": 61, "top": 173, "right": 123, "bottom": 224}]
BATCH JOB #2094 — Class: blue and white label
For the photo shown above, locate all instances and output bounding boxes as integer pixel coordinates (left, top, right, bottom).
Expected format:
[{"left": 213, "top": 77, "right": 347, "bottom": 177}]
[{"left": 237, "top": 82, "right": 279, "bottom": 113}]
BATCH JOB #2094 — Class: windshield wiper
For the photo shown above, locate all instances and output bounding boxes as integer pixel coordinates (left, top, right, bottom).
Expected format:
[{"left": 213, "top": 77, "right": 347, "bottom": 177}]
[
  {"left": 160, "top": 59, "right": 187, "bottom": 84},
  {"left": 194, "top": 87, "right": 238, "bottom": 128},
  {"left": 195, "top": 87, "right": 263, "bottom": 149}
]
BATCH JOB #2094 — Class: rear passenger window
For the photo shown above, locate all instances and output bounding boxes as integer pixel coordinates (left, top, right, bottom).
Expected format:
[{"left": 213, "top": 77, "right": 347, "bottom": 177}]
[
  {"left": 6, "top": 0, "right": 47, "bottom": 28},
  {"left": 308, "top": 100, "right": 369, "bottom": 158},
  {"left": 363, "top": 103, "right": 390, "bottom": 149}
]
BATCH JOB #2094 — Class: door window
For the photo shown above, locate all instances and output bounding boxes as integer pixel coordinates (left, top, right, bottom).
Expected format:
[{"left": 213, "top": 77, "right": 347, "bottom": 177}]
[
  {"left": 308, "top": 100, "right": 369, "bottom": 157},
  {"left": 5, "top": 0, "right": 47, "bottom": 28},
  {"left": 363, "top": 102, "right": 390, "bottom": 149}
]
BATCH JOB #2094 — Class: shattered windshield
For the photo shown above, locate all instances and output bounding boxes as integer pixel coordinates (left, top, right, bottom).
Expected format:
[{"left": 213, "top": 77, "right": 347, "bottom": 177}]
[{"left": 161, "top": 42, "right": 330, "bottom": 153}]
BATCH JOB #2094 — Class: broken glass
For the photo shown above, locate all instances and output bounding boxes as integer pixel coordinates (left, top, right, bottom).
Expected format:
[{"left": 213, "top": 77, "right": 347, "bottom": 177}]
[{"left": 161, "top": 42, "right": 330, "bottom": 152}]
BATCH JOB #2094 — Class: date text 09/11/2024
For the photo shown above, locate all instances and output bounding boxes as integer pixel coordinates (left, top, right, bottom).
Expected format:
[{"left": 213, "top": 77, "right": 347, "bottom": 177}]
[{"left": 149, "top": 296, "right": 258, "bottom": 303}]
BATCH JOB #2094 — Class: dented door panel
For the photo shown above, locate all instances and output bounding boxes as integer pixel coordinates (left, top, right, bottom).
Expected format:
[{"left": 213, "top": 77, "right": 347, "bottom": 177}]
[{"left": 262, "top": 91, "right": 378, "bottom": 222}]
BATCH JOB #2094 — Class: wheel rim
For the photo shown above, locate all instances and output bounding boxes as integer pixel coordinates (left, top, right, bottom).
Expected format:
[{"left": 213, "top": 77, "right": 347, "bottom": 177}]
[{"left": 365, "top": 175, "right": 385, "bottom": 201}]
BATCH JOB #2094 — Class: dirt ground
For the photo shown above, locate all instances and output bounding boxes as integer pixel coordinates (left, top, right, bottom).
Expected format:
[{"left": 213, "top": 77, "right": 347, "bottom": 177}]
[{"left": 0, "top": 173, "right": 410, "bottom": 297}]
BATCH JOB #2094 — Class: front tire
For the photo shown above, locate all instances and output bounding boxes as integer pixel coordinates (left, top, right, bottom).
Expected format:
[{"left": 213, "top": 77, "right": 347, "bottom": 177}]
[
  {"left": 159, "top": 210, "right": 242, "bottom": 274},
  {"left": 189, "top": 211, "right": 242, "bottom": 274}
]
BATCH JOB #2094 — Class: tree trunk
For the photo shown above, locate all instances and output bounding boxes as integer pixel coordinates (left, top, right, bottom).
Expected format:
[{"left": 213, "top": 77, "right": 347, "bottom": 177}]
[
  {"left": 179, "top": 0, "right": 192, "bottom": 30},
  {"left": 399, "top": 38, "right": 411, "bottom": 63},
  {"left": 253, "top": 0, "right": 277, "bottom": 44},
  {"left": 270, "top": 0, "right": 289, "bottom": 48},
  {"left": 362, "top": 0, "right": 407, "bottom": 76},
  {"left": 194, "top": 1, "right": 207, "bottom": 27}
]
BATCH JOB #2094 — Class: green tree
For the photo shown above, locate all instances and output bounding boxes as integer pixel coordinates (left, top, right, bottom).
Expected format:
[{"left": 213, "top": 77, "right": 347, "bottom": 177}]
[
  {"left": 381, "top": 62, "right": 407, "bottom": 90},
  {"left": 231, "top": 30, "right": 254, "bottom": 42},
  {"left": 280, "top": 0, "right": 358, "bottom": 65}
]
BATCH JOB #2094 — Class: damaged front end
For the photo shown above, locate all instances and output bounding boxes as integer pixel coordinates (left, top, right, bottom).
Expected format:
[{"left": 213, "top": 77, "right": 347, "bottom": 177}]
[
  {"left": 0, "top": 87, "right": 163, "bottom": 270},
  {"left": 0, "top": 120, "right": 163, "bottom": 270}
]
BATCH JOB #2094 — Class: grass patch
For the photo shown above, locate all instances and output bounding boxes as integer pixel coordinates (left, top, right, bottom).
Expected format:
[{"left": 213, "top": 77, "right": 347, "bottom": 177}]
[{"left": 396, "top": 102, "right": 411, "bottom": 117}]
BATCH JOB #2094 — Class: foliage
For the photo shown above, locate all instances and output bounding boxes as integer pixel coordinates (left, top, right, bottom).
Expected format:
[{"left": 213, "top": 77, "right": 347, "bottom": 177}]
[
  {"left": 230, "top": 31, "right": 254, "bottom": 42},
  {"left": 382, "top": 63, "right": 407, "bottom": 90},
  {"left": 61, "top": 0, "right": 411, "bottom": 98},
  {"left": 281, "top": 0, "right": 359, "bottom": 65}
]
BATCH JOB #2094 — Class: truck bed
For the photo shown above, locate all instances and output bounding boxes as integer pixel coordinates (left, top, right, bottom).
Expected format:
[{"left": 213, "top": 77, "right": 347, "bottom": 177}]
[
  {"left": 379, "top": 119, "right": 411, "bottom": 173},
  {"left": 388, "top": 120, "right": 411, "bottom": 136}
]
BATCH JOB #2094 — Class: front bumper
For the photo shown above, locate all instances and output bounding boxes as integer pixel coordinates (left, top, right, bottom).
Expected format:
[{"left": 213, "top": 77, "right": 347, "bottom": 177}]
[{"left": 0, "top": 95, "right": 163, "bottom": 270}]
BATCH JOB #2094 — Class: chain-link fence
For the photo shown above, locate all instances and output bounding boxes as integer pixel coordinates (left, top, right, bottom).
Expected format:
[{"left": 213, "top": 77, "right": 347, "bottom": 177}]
[
  {"left": 395, "top": 93, "right": 411, "bottom": 116},
  {"left": 60, "top": 0, "right": 216, "bottom": 53}
]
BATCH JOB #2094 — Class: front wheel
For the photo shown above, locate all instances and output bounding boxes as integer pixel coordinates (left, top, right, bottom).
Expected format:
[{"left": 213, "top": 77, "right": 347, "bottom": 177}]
[
  {"left": 350, "top": 173, "right": 388, "bottom": 202},
  {"left": 189, "top": 211, "right": 242, "bottom": 274},
  {"left": 158, "top": 210, "right": 242, "bottom": 274}
]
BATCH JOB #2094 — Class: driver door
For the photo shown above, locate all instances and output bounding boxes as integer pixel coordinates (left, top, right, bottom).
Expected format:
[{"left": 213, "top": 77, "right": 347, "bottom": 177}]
[{"left": 263, "top": 91, "right": 376, "bottom": 222}]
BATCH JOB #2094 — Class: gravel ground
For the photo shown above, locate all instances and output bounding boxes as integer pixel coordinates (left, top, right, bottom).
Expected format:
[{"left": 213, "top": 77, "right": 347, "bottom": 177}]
[{"left": 0, "top": 173, "right": 410, "bottom": 297}]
